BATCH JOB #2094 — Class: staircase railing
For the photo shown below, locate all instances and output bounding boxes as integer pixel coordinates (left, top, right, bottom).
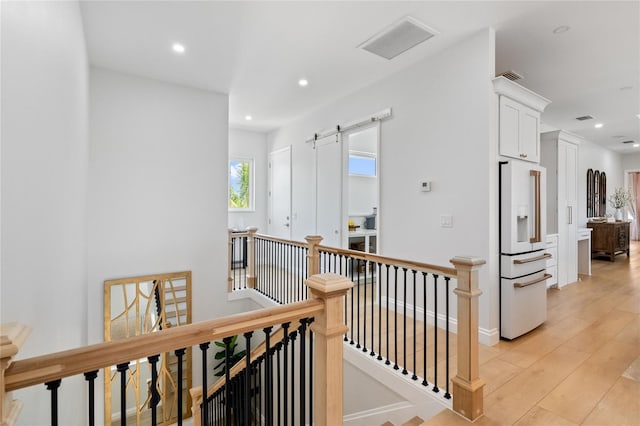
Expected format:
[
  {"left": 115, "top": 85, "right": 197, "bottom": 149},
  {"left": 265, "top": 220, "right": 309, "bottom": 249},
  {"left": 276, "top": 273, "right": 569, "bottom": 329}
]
[
  {"left": 227, "top": 229, "right": 486, "bottom": 421},
  {"left": 1, "top": 274, "right": 352, "bottom": 426}
]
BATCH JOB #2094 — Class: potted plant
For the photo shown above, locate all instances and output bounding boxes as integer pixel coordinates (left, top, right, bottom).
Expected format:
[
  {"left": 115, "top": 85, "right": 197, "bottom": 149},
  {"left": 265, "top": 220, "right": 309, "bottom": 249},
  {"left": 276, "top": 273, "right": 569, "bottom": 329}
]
[{"left": 609, "top": 187, "right": 633, "bottom": 221}]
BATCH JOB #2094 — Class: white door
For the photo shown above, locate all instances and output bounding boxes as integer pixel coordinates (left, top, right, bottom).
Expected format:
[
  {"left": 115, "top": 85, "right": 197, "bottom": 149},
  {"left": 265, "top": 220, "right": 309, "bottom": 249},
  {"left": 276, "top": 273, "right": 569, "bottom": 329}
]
[
  {"left": 315, "top": 134, "right": 342, "bottom": 247},
  {"left": 268, "top": 147, "right": 291, "bottom": 239}
]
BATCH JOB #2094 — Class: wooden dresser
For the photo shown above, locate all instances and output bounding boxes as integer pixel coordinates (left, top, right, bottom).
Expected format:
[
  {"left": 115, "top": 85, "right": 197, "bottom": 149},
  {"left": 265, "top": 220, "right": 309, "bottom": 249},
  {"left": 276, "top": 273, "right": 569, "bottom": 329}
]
[{"left": 587, "top": 221, "right": 630, "bottom": 261}]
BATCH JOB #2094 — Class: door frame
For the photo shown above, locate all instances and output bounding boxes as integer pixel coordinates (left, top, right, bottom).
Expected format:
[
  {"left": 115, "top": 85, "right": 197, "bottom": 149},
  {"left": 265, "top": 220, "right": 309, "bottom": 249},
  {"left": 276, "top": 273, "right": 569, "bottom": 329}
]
[
  {"left": 268, "top": 146, "right": 292, "bottom": 239},
  {"left": 340, "top": 121, "right": 381, "bottom": 251}
]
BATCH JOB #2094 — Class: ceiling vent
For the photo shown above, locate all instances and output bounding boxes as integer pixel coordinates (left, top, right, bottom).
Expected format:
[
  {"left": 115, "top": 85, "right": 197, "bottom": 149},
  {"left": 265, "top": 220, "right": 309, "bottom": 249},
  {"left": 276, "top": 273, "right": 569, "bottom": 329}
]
[
  {"left": 498, "top": 70, "right": 523, "bottom": 81},
  {"left": 622, "top": 140, "right": 636, "bottom": 144},
  {"left": 358, "top": 16, "right": 438, "bottom": 60},
  {"left": 575, "top": 115, "right": 595, "bottom": 121}
]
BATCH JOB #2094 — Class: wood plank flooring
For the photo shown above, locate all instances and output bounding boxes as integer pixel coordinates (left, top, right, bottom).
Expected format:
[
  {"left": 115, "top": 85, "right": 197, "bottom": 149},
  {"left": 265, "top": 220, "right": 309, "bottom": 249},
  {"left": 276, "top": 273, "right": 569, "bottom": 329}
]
[{"left": 424, "top": 241, "right": 640, "bottom": 425}]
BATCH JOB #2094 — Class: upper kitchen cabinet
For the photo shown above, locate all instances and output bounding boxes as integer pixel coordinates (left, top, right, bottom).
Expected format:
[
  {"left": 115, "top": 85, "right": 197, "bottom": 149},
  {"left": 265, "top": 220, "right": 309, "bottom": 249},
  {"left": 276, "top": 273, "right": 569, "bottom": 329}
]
[{"left": 493, "top": 76, "right": 551, "bottom": 163}]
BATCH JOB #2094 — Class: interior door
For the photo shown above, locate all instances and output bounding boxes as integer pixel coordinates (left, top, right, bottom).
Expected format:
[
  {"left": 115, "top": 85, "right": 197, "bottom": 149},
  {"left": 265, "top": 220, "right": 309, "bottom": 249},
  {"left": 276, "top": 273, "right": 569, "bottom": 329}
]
[
  {"left": 268, "top": 146, "right": 292, "bottom": 239},
  {"left": 315, "top": 134, "right": 342, "bottom": 247}
]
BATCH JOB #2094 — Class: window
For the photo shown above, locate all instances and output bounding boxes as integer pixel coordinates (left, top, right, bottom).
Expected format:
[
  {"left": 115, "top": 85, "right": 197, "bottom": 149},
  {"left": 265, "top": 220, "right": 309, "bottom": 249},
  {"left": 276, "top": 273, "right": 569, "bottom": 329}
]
[
  {"left": 229, "top": 158, "right": 254, "bottom": 210},
  {"left": 348, "top": 151, "right": 376, "bottom": 177}
]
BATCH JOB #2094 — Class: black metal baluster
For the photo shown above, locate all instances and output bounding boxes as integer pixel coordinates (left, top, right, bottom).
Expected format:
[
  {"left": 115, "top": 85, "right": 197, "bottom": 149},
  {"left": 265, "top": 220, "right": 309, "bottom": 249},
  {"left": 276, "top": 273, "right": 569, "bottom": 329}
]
[
  {"left": 385, "top": 264, "right": 390, "bottom": 365},
  {"left": 84, "top": 370, "right": 98, "bottom": 426},
  {"left": 305, "top": 247, "right": 309, "bottom": 298},
  {"left": 175, "top": 348, "right": 186, "bottom": 425},
  {"left": 350, "top": 257, "right": 355, "bottom": 345},
  {"left": 232, "top": 235, "right": 236, "bottom": 290},
  {"left": 290, "top": 331, "right": 297, "bottom": 424},
  {"left": 299, "top": 319, "right": 307, "bottom": 425},
  {"left": 199, "top": 343, "right": 210, "bottom": 426},
  {"left": 356, "top": 258, "right": 362, "bottom": 348},
  {"left": 422, "top": 272, "right": 428, "bottom": 387},
  {"left": 264, "top": 327, "right": 273, "bottom": 426},
  {"left": 433, "top": 275, "right": 439, "bottom": 393},
  {"left": 276, "top": 342, "right": 282, "bottom": 426},
  {"left": 394, "top": 266, "right": 399, "bottom": 370},
  {"left": 244, "top": 332, "right": 253, "bottom": 425},
  {"left": 377, "top": 262, "right": 383, "bottom": 360},
  {"left": 370, "top": 260, "right": 375, "bottom": 357},
  {"left": 309, "top": 319, "right": 314, "bottom": 426},
  {"left": 361, "top": 259, "right": 366, "bottom": 352},
  {"left": 116, "top": 362, "right": 129, "bottom": 426},
  {"left": 223, "top": 337, "right": 233, "bottom": 426},
  {"left": 46, "top": 379, "right": 61, "bottom": 426},
  {"left": 257, "top": 358, "right": 262, "bottom": 425},
  {"left": 402, "top": 268, "right": 408, "bottom": 375},
  {"left": 445, "top": 276, "right": 451, "bottom": 399},
  {"left": 148, "top": 354, "right": 160, "bottom": 426},
  {"left": 282, "top": 323, "right": 290, "bottom": 426},
  {"left": 412, "top": 271, "right": 418, "bottom": 380}
]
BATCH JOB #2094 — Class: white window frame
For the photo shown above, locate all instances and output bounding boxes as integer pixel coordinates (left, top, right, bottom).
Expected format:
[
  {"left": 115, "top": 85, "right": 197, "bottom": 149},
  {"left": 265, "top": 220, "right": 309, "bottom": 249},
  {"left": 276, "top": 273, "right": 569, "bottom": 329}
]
[{"left": 228, "top": 157, "right": 255, "bottom": 211}]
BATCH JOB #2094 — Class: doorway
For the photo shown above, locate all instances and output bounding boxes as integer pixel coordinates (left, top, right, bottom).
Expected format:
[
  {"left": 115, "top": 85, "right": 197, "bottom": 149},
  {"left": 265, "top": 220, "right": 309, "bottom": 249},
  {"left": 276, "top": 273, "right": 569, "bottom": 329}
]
[
  {"left": 268, "top": 146, "right": 292, "bottom": 239},
  {"left": 343, "top": 124, "right": 380, "bottom": 253}
]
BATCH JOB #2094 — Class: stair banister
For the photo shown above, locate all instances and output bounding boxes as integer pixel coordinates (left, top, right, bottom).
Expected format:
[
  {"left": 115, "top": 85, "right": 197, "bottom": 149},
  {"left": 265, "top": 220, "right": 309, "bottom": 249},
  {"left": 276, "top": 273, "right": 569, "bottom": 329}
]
[{"left": 246, "top": 226, "right": 258, "bottom": 289}]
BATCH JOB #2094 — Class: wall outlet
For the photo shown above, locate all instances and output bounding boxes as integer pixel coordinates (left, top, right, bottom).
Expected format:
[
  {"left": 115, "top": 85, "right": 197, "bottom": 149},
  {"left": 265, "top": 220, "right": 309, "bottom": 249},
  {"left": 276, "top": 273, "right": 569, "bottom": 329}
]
[
  {"left": 440, "top": 215, "right": 453, "bottom": 228},
  {"left": 420, "top": 181, "right": 431, "bottom": 192}
]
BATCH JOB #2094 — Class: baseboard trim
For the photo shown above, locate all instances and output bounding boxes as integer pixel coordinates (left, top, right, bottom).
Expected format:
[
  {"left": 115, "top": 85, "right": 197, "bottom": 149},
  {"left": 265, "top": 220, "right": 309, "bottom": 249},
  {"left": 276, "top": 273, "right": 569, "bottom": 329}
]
[{"left": 343, "top": 401, "right": 413, "bottom": 425}]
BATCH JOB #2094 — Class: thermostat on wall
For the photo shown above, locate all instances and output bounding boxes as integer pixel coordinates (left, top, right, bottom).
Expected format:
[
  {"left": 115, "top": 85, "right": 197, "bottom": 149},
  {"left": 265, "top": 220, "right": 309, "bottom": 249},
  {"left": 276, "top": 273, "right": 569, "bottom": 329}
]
[{"left": 420, "top": 181, "right": 431, "bottom": 192}]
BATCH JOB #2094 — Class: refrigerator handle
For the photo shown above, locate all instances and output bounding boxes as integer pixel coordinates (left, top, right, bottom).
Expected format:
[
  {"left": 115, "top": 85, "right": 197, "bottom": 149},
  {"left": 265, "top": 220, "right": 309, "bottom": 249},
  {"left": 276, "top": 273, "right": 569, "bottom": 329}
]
[{"left": 529, "top": 170, "right": 542, "bottom": 243}]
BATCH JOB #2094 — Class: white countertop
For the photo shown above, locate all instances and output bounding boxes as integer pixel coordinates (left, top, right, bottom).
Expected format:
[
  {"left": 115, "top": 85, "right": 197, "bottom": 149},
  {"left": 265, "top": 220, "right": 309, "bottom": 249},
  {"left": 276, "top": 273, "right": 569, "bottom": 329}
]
[{"left": 348, "top": 229, "right": 377, "bottom": 237}]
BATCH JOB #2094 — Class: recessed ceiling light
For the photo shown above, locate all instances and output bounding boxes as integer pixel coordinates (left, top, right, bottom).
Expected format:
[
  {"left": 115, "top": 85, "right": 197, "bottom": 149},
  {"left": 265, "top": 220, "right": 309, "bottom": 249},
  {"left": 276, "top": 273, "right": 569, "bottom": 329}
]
[
  {"left": 637, "top": 114, "right": 640, "bottom": 119},
  {"left": 552, "top": 25, "right": 570, "bottom": 34},
  {"left": 594, "top": 123, "right": 603, "bottom": 129},
  {"left": 245, "top": 115, "right": 252, "bottom": 121},
  {"left": 298, "top": 79, "right": 309, "bottom": 87},
  {"left": 634, "top": 144, "right": 640, "bottom": 148},
  {"left": 172, "top": 43, "right": 186, "bottom": 54}
]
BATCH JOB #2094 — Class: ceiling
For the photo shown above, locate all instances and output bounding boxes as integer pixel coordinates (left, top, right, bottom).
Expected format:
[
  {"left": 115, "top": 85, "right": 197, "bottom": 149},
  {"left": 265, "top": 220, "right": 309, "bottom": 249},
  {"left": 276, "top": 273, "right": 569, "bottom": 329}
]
[{"left": 80, "top": 1, "right": 639, "bottom": 154}]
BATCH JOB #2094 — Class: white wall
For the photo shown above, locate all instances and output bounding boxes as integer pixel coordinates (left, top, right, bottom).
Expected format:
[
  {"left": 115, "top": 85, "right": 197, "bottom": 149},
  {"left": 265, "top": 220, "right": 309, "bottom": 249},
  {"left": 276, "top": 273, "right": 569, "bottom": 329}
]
[
  {"left": 228, "top": 128, "right": 268, "bottom": 232},
  {"left": 268, "top": 29, "right": 500, "bottom": 343},
  {"left": 577, "top": 139, "right": 623, "bottom": 226},
  {"left": 89, "top": 68, "right": 251, "bottom": 421},
  {"left": 1, "top": 2, "right": 89, "bottom": 425},
  {"left": 622, "top": 153, "right": 640, "bottom": 171}
]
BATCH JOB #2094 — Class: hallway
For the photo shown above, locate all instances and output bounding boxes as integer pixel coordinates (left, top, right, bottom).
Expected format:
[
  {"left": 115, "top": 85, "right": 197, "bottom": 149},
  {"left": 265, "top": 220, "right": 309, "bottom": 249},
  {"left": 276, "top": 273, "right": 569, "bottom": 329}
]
[{"left": 424, "top": 241, "right": 640, "bottom": 425}]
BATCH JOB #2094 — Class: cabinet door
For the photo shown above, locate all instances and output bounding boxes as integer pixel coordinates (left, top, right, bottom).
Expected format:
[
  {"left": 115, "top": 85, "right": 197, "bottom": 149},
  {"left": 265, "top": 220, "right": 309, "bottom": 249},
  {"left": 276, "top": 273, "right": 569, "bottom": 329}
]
[
  {"left": 499, "top": 96, "right": 521, "bottom": 160},
  {"left": 499, "top": 96, "right": 540, "bottom": 163},
  {"left": 558, "top": 141, "right": 578, "bottom": 286},
  {"left": 519, "top": 105, "right": 540, "bottom": 163}
]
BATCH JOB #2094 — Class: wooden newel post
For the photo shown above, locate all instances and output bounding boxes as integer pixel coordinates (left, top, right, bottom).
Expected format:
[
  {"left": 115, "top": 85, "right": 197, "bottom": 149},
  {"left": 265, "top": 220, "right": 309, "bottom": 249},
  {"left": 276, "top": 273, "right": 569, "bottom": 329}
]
[
  {"left": 227, "top": 228, "right": 234, "bottom": 293},
  {"left": 307, "top": 273, "right": 353, "bottom": 426},
  {"left": 1, "top": 323, "right": 31, "bottom": 426},
  {"left": 246, "top": 227, "right": 258, "bottom": 289},
  {"left": 450, "top": 256, "right": 486, "bottom": 421},
  {"left": 305, "top": 235, "right": 323, "bottom": 276}
]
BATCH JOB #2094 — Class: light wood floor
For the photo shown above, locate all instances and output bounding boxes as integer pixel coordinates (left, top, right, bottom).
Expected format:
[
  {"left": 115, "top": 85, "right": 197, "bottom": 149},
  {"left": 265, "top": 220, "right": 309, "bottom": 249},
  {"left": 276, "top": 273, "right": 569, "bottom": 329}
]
[{"left": 425, "top": 241, "right": 640, "bottom": 426}]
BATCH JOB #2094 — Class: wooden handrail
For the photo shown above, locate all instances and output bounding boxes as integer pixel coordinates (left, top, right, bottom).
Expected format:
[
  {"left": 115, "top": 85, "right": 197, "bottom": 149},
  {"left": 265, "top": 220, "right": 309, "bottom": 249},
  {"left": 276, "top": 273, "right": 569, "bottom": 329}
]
[
  {"left": 318, "top": 244, "right": 458, "bottom": 278},
  {"left": 4, "top": 299, "right": 323, "bottom": 392},
  {"left": 255, "top": 233, "right": 308, "bottom": 249}
]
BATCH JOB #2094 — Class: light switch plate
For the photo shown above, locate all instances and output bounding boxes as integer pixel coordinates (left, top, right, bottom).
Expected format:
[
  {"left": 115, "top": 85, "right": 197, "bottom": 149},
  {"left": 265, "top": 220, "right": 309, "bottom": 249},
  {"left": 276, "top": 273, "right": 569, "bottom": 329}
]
[{"left": 441, "top": 215, "right": 453, "bottom": 228}]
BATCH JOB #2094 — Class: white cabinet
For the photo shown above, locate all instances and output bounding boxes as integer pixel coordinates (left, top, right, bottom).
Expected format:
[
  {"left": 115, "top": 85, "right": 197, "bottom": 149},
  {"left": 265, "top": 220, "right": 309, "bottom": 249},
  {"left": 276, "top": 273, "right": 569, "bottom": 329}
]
[
  {"left": 493, "top": 77, "right": 551, "bottom": 164},
  {"left": 541, "top": 130, "right": 581, "bottom": 288}
]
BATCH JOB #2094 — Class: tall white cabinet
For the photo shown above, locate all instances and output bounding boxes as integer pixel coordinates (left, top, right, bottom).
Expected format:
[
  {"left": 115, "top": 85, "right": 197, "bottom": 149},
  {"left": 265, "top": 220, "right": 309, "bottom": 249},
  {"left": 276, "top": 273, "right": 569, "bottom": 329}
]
[{"left": 541, "top": 130, "right": 581, "bottom": 287}]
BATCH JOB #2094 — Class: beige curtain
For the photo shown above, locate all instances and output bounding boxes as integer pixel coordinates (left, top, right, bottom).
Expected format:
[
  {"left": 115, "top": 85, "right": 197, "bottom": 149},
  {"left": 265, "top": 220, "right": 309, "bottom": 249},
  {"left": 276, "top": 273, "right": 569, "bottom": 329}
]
[{"left": 631, "top": 172, "right": 640, "bottom": 240}]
